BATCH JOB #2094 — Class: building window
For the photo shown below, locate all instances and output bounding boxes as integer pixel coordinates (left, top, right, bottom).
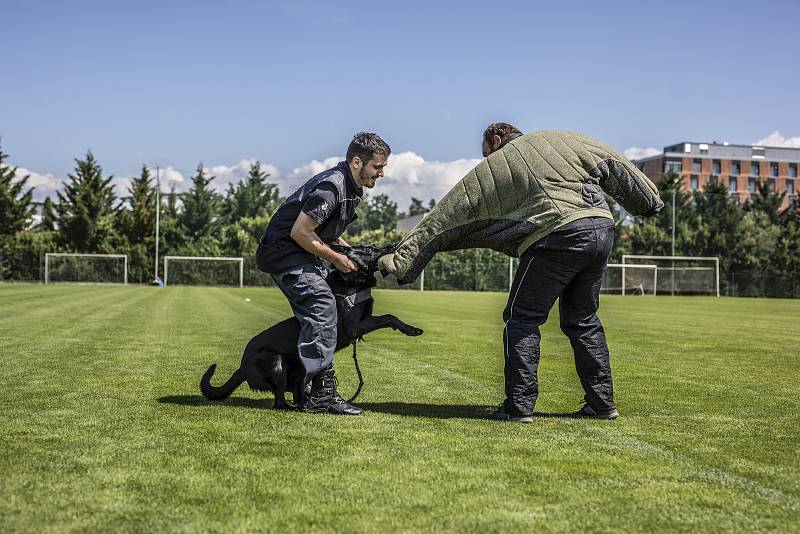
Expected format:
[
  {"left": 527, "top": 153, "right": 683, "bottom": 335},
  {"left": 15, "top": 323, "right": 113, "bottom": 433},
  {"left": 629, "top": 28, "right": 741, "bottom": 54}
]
[
  {"left": 787, "top": 179, "right": 795, "bottom": 196},
  {"left": 771, "top": 163, "right": 779, "bottom": 177},
  {"left": 690, "top": 175, "right": 699, "bottom": 191},
  {"left": 692, "top": 159, "right": 702, "bottom": 173},
  {"left": 769, "top": 177, "right": 776, "bottom": 192},
  {"left": 748, "top": 177, "right": 757, "bottom": 193},
  {"left": 751, "top": 162, "right": 760, "bottom": 176},
  {"left": 664, "top": 159, "right": 682, "bottom": 173},
  {"left": 731, "top": 161, "right": 740, "bottom": 175},
  {"left": 712, "top": 160, "right": 721, "bottom": 175},
  {"left": 790, "top": 164, "right": 797, "bottom": 178},
  {"left": 728, "top": 177, "right": 737, "bottom": 192}
]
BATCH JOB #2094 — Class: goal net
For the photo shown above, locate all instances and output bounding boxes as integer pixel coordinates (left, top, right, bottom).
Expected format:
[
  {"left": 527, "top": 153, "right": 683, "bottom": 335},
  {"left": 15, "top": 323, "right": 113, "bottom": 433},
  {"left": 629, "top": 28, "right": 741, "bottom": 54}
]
[
  {"left": 45, "top": 253, "right": 128, "bottom": 285},
  {"left": 602, "top": 264, "right": 658, "bottom": 295},
  {"left": 163, "top": 256, "right": 244, "bottom": 287},
  {"left": 622, "top": 255, "right": 719, "bottom": 296}
]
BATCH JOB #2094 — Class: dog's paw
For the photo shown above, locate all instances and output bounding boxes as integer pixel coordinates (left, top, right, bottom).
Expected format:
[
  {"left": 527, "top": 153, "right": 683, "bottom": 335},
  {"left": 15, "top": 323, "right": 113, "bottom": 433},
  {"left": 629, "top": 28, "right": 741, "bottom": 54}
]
[{"left": 403, "top": 326, "right": 424, "bottom": 337}]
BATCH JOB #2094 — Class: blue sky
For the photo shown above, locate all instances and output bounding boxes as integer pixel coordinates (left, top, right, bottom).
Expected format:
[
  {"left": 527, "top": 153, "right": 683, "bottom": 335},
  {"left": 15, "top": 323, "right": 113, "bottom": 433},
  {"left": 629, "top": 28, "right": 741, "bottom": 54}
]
[{"left": 2, "top": 0, "right": 799, "bottom": 206}]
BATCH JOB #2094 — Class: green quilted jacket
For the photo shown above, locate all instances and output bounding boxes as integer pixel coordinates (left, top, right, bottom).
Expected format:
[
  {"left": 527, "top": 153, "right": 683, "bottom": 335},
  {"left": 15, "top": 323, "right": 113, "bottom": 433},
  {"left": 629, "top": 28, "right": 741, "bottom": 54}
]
[{"left": 380, "top": 130, "right": 663, "bottom": 284}]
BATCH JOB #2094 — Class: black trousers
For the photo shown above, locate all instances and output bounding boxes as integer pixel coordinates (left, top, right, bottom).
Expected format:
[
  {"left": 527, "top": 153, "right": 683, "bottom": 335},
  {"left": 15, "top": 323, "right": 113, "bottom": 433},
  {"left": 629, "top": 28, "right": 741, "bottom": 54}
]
[{"left": 503, "top": 217, "right": 616, "bottom": 415}]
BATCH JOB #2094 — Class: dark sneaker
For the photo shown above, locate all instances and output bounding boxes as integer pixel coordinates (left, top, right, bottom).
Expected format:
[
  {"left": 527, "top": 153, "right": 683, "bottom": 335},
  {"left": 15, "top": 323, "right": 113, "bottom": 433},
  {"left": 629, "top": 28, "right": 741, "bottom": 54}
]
[
  {"left": 328, "top": 392, "right": 363, "bottom": 416},
  {"left": 573, "top": 403, "right": 619, "bottom": 420},
  {"left": 301, "top": 369, "right": 362, "bottom": 416},
  {"left": 484, "top": 402, "right": 533, "bottom": 423}
]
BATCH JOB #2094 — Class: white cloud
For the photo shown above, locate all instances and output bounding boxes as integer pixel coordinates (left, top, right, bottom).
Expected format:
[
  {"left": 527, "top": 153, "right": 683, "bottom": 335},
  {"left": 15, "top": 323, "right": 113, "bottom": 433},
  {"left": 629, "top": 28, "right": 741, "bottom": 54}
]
[
  {"left": 202, "top": 159, "right": 280, "bottom": 194},
  {"left": 377, "top": 152, "right": 481, "bottom": 210},
  {"left": 157, "top": 166, "right": 187, "bottom": 190},
  {"left": 753, "top": 131, "right": 800, "bottom": 148},
  {"left": 4, "top": 153, "right": 483, "bottom": 211},
  {"left": 622, "top": 147, "right": 661, "bottom": 160},
  {"left": 262, "top": 152, "right": 482, "bottom": 210},
  {"left": 281, "top": 156, "right": 343, "bottom": 194},
  {"left": 8, "top": 166, "right": 61, "bottom": 202}
]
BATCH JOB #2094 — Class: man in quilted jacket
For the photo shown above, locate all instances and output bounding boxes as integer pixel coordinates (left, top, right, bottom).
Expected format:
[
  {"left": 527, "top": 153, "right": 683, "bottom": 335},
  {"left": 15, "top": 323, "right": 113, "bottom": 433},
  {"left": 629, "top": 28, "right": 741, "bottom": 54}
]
[{"left": 380, "top": 124, "right": 663, "bottom": 422}]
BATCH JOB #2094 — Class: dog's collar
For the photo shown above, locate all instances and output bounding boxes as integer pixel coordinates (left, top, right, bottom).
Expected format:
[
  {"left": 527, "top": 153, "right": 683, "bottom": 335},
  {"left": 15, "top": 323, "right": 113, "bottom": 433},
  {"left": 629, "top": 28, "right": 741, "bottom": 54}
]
[{"left": 337, "top": 287, "right": 372, "bottom": 312}]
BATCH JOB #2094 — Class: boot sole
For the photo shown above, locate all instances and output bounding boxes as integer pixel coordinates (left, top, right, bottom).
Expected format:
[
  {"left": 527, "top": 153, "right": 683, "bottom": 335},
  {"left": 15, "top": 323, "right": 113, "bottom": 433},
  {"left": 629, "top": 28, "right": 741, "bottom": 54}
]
[{"left": 572, "top": 410, "right": 619, "bottom": 420}]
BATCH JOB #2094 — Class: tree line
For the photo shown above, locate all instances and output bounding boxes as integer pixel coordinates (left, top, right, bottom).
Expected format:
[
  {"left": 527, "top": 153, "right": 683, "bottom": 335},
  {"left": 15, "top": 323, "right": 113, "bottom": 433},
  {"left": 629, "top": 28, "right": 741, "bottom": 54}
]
[
  {"left": 2, "top": 145, "right": 799, "bottom": 296},
  {"left": 0, "top": 146, "right": 432, "bottom": 284},
  {"left": 614, "top": 170, "right": 800, "bottom": 296}
]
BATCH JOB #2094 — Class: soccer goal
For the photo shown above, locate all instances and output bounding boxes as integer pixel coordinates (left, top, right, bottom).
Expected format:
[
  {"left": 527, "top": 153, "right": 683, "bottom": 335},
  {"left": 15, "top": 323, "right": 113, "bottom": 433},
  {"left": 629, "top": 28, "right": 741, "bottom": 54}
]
[
  {"left": 622, "top": 255, "right": 720, "bottom": 296},
  {"left": 602, "top": 263, "right": 658, "bottom": 295},
  {"left": 45, "top": 253, "right": 128, "bottom": 285},
  {"left": 163, "top": 256, "right": 244, "bottom": 288}
]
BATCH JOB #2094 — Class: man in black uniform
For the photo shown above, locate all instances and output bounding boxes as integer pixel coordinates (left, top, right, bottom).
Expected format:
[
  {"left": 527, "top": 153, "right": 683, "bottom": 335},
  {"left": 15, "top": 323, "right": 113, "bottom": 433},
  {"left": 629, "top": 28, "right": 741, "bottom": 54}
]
[{"left": 256, "top": 132, "right": 390, "bottom": 415}]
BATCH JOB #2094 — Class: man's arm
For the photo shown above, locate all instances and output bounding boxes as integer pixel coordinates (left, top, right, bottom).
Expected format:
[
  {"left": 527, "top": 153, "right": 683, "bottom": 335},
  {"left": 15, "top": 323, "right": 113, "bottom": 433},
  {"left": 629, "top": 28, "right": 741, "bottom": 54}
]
[
  {"left": 290, "top": 212, "right": 356, "bottom": 272},
  {"left": 336, "top": 236, "right": 350, "bottom": 247}
]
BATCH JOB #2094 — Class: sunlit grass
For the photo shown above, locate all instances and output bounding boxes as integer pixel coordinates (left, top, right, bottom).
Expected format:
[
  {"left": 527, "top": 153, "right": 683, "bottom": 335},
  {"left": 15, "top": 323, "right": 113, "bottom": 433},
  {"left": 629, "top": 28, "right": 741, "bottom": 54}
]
[{"left": 1, "top": 284, "right": 798, "bottom": 532}]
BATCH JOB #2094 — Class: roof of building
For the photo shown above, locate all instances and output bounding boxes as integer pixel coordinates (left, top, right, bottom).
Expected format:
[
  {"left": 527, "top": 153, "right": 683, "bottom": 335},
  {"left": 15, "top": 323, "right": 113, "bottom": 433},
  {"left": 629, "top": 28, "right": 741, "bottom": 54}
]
[{"left": 634, "top": 141, "right": 800, "bottom": 163}]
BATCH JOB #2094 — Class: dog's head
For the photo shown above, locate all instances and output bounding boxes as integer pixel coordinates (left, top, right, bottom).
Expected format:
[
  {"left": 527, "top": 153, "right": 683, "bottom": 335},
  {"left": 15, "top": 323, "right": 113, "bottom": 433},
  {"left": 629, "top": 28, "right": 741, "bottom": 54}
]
[{"left": 327, "top": 243, "right": 396, "bottom": 293}]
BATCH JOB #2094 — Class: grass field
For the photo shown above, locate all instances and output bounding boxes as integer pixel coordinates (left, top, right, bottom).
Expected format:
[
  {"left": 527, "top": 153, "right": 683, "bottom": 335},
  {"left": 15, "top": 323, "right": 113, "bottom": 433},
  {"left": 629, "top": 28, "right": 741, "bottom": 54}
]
[{"left": 1, "top": 284, "right": 799, "bottom": 532}]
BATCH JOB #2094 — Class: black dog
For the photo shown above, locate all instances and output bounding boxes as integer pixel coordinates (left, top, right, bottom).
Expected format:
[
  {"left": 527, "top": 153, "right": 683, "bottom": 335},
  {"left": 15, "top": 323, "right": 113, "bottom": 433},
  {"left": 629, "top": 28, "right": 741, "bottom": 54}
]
[{"left": 200, "top": 244, "right": 423, "bottom": 409}]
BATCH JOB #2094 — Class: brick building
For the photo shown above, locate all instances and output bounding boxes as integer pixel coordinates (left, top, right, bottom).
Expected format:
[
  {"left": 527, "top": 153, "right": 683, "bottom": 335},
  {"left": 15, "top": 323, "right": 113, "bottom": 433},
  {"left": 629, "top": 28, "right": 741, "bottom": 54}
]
[{"left": 633, "top": 142, "right": 799, "bottom": 207}]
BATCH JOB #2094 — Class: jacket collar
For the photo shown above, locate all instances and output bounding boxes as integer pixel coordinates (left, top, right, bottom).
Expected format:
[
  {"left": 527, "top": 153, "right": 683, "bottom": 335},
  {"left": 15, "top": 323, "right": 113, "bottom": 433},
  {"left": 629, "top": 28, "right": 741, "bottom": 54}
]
[{"left": 339, "top": 160, "right": 363, "bottom": 198}]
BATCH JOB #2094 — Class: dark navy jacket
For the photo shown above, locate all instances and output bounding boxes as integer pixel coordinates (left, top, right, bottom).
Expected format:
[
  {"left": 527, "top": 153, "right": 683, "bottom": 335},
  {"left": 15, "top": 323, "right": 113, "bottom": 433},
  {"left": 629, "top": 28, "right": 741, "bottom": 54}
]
[{"left": 256, "top": 161, "right": 362, "bottom": 274}]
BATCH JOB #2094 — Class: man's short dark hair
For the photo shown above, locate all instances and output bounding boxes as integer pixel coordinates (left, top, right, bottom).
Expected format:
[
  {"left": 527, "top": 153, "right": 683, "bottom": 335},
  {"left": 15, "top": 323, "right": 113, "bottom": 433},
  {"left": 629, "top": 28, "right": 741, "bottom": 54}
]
[
  {"left": 346, "top": 132, "right": 391, "bottom": 164},
  {"left": 483, "top": 122, "right": 522, "bottom": 145}
]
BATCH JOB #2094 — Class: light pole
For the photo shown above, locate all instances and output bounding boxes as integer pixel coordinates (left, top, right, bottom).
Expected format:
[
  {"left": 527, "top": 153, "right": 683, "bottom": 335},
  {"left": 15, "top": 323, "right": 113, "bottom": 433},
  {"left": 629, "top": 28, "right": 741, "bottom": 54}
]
[
  {"left": 154, "top": 166, "right": 161, "bottom": 282},
  {"left": 671, "top": 188, "right": 676, "bottom": 295}
]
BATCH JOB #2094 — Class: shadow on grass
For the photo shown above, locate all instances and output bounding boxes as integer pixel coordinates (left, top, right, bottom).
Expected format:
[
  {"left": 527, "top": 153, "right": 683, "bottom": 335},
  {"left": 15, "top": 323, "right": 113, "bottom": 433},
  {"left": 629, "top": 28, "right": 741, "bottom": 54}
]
[
  {"left": 157, "top": 396, "right": 577, "bottom": 420},
  {"left": 157, "top": 395, "right": 271, "bottom": 410},
  {"left": 358, "top": 402, "right": 489, "bottom": 419},
  {"left": 359, "top": 402, "right": 576, "bottom": 420}
]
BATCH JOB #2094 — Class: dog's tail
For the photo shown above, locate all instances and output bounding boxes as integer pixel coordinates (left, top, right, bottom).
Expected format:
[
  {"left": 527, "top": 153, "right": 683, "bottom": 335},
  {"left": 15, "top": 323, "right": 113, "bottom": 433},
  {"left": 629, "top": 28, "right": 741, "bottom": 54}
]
[{"left": 199, "top": 363, "right": 246, "bottom": 401}]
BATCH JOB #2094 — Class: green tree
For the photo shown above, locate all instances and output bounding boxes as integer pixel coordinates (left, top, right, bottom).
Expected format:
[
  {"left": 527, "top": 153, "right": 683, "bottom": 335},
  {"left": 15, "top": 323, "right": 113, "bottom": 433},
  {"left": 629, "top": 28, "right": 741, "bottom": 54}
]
[
  {"left": 407, "top": 197, "right": 427, "bottom": 216},
  {"left": 691, "top": 177, "right": 743, "bottom": 273},
  {"left": 626, "top": 170, "right": 697, "bottom": 258},
  {"left": 747, "top": 178, "right": 785, "bottom": 225},
  {"left": 346, "top": 193, "right": 399, "bottom": 236},
  {"left": 117, "top": 166, "right": 158, "bottom": 282},
  {"left": 55, "top": 151, "right": 118, "bottom": 252},
  {"left": 119, "top": 166, "right": 157, "bottom": 244},
  {"left": 0, "top": 145, "right": 36, "bottom": 240},
  {"left": 222, "top": 161, "right": 282, "bottom": 221},
  {"left": 179, "top": 163, "right": 222, "bottom": 242},
  {"left": 157, "top": 185, "right": 186, "bottom": 257},
  {"left": 38, "top": 197, "right": 58, "bottom": 231}
]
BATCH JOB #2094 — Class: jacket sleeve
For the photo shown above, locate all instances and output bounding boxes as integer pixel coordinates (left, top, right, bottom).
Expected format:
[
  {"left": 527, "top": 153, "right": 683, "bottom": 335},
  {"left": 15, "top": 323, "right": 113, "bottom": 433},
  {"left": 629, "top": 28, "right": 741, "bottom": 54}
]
[
  {"left": 591, "top": 159, "right": 664, "bottom": 216},
  {"left": 378, "top": 159, "right": 499, "bottom": 284}
]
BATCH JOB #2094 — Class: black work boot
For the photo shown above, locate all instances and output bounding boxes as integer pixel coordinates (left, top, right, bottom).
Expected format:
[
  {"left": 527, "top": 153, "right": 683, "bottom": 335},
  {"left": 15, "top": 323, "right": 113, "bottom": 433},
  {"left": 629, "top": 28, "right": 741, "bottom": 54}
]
[{"left": 302, "top": 368, "right": 362, "bottom": 416}]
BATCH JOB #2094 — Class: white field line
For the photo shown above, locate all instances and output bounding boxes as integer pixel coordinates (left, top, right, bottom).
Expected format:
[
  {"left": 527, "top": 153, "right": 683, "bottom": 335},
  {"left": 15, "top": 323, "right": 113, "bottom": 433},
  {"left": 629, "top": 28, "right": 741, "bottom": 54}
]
[
  {"left": 587, "top": 426, "right": 798, "bottom": 511},
  {"left": 390, "top": 349, "right": 799, "bottom": 511}
]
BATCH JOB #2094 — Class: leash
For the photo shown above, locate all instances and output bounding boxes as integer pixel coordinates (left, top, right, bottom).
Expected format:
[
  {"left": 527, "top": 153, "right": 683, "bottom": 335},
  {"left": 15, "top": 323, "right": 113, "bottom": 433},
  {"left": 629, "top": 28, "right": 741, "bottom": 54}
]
[{"left": 346, "top": 341, "right": 365, "bottom": 403}]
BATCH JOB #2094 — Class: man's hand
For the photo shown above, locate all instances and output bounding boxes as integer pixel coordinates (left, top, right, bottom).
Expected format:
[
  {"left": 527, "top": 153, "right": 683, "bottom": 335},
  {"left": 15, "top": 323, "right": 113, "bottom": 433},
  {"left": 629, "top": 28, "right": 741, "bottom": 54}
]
[
  {"left": 332, "top": 253, "right": 357, "bottom": 273},
  {"left": 291, "top": 212, "right": 359, "bottom": 272}
]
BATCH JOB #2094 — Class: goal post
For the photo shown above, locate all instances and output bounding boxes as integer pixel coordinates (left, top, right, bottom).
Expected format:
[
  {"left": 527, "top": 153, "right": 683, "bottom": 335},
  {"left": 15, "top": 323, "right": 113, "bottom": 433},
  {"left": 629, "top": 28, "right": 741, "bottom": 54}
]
[
  {"left": 44, "top": 253, "right": 128, "bottom": 285},
  {"left": 163, "top": 256, "right": 244, "bottom": 288},
  {"left": 622, "top": 255, "right": 720, "bottom": 297},
  {"left": 603, "top": 263, "right": 658, "bottom": 295}
]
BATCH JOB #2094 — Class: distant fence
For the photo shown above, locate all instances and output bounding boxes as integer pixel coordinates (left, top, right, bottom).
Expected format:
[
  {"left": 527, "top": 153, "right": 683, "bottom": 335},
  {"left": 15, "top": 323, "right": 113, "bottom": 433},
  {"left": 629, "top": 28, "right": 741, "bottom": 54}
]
[{"left": 2, "top": 249, "right": 798, "bottom": 298}]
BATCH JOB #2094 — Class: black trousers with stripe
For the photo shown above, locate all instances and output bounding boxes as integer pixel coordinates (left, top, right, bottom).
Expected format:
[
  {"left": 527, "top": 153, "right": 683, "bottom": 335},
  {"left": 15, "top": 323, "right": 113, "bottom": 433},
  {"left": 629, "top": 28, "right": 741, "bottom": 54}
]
[{"left": 503, "top": 217, "right": 616, "bottom": 415}]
